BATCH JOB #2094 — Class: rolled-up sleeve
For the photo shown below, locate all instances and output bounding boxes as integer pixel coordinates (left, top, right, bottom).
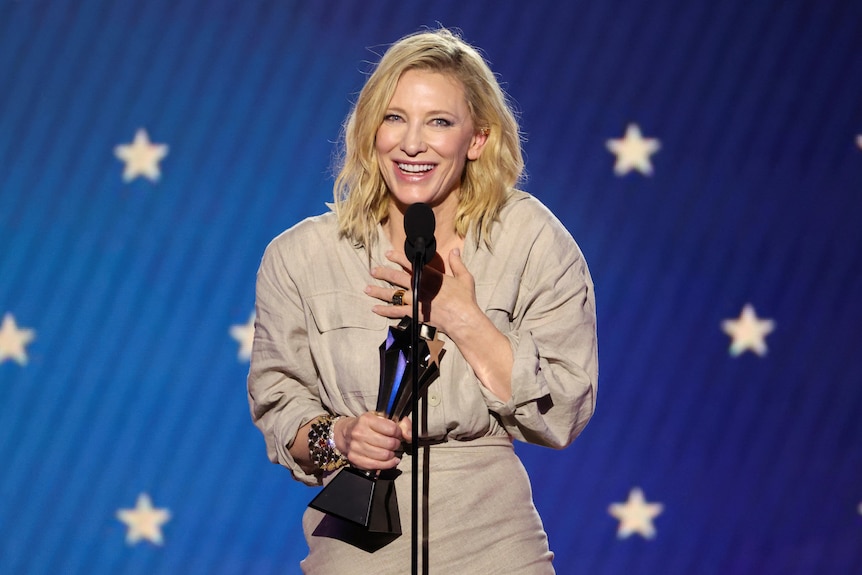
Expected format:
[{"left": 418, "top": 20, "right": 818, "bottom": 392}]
[
  {"left": 247, "top": 238, "right": 327, "bottom": 486},
  {"left": 480, "top": 201, "right": 598, "bottom": 449}
]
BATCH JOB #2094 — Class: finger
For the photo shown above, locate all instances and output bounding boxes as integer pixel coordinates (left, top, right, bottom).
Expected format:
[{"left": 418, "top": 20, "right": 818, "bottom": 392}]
[
  {"left": 353, "top": 454, "right": 402, "bottom": 471},
  {"left": 357, "top": 413, "right": 405, "bottom": 447},
  {"left": 371, "top": 265, "right": 411, "bottom": 287},
  {"left": 372, "top": 304, "right": 414, "bottom": 320},
  {"left": 385, "top": 250, "right": 412, "bottom": 269},
  {"left": 352, "top": 442, "right": 401, "bottom": 462},
  {"left": 445, "top": 247, "right": 459, "bottom": 276},
  {"left": 397, "top": 416, "right": 413, "bottom": 443},
  {"left": 448, "top": 247, "right": 471, "bottom": 279},
  {"left": 364, "top": 284, "right": 409, "bottom": 305},
  {"left": 366, "top": 415, "right": 402, "bottom": 439},
  {"left": 355, "top": 412, "right": 394, "bottom": 433}
]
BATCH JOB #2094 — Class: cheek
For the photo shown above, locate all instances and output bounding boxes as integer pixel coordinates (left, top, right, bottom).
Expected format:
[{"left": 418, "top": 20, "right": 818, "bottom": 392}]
[{"left": 375, "top": 126, "right": 397, "bottom": 154}]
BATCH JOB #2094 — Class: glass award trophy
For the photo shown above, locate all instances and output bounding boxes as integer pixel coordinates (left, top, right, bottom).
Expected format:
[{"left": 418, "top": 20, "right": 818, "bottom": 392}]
[{"left": 308, "top": 317, "right": 445, "bottom": 534}]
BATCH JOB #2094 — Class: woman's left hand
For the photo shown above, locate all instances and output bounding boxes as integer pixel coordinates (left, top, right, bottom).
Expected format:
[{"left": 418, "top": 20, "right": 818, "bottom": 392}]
[
  {"left": 366, "top": 248, "right": 478, "bottom": 337},
  {"left": 367, "top": 247, "right": 515, "bottom": 402}
]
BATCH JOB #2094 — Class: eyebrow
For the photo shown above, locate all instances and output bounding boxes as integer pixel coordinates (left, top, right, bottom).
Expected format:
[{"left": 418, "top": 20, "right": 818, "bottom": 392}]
[{"left": 385, "top": 106, "right": 460, "bottom": 117}]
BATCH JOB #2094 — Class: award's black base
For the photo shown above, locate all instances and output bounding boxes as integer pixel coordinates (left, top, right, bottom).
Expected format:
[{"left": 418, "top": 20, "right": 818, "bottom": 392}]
[{"left": 308, "top": 467, "right": 401, "bottom": 534}]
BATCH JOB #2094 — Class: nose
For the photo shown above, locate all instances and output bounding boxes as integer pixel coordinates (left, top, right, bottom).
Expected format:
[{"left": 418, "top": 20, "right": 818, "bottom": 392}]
[{"left": 401, "top": 122, "right": 427, "bottom": 156}]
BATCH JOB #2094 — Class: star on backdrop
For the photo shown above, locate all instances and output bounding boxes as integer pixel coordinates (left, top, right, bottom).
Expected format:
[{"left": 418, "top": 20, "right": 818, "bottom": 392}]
[
  {"left": 0, "top": 312, "right": 36, "bottom": 366},
  {"left": 606, "top": 123, "right": 661, "bottom": 176},
  {"left": 230, "top": 312, "right": 255, "bottom": 362},
  {"left": 856, "top": 134, "right": 862, "bottom": 151},
  {"left": 114, "top": 128, "right": 169, "bottom": 183},
  {"left": 116, "top": 493, "right": 171, "bottom": 546},
  {"left": 608, "top": 487, "right": 664, "bottom": 540},
  {"left": 721, "top": 303, "right": 775, "bottom": 357}
]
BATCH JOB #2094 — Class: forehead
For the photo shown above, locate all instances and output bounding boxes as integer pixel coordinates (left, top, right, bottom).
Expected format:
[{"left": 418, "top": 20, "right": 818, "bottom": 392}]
[{"left": 388, "top": 69, "right": 468, "bottom": 108}]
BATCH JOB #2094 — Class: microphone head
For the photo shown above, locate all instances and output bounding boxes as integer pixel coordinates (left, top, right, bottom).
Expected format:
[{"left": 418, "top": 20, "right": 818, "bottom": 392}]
[{"left": 404, "top": 203, "right": 436, "bottom": 266}]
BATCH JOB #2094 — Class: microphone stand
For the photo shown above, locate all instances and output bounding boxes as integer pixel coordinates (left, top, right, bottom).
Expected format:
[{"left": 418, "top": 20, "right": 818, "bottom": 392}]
[
  {"left": 409, "top": 252, "right": 423, "bottom": 575},
  {"left": 403, "top": 203, "right": 434, "bottom": 575}
]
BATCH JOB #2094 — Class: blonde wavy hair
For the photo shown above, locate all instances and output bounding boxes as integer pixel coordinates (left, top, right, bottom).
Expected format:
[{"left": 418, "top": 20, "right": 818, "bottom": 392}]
[{"left": 333, "top": 28, "right": 524, "bottom": 248}]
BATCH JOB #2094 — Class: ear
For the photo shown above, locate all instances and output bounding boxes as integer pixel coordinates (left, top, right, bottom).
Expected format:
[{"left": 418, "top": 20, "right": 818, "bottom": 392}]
[{"left": 467, "top": 128, "right": 489, "bottom": 161}]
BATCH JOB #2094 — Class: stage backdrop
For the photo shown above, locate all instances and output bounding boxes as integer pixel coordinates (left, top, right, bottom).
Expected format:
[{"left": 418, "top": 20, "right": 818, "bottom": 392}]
[{"left": 1, "top": 1, "right": 861, "bottom": 573}]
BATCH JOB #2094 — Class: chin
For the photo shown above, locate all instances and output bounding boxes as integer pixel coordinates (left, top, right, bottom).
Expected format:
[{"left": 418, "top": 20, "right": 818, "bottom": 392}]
[{"left": 390, "top": 191, "right": 439, "bottom": 209}]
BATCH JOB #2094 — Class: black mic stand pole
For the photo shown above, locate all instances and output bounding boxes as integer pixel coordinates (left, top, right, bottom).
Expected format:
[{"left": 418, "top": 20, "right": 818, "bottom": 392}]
[{"left": 409, "top": 251, "right": 423, "bottom": 575}]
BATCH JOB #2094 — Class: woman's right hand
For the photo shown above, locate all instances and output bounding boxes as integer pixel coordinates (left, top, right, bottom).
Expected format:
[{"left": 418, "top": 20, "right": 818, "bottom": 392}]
[{"left": 333, "top": 413, "right": 412, "bottom": 471}]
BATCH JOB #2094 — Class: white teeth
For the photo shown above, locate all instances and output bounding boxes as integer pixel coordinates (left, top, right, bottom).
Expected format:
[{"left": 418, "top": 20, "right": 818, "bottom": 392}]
[{"left": 398, "top": 163, "right": 434, "bottom": 173}]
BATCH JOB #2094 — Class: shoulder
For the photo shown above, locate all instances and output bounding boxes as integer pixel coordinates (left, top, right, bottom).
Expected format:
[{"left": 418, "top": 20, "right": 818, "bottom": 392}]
[
  {"left": 271, "top": 209, "right": 338, "bottom": 246},
  {"left": 495, "top": 189, "right": 576, "bottom": 247},
  {"left": 263, "top": 209, "right": 340, "bottom": 262},
  {"left": 493, "top": 192, "right": 594, "bottom": 295},
  {"left": 257, "top": 210, "right": 354, "bottom": 284}
]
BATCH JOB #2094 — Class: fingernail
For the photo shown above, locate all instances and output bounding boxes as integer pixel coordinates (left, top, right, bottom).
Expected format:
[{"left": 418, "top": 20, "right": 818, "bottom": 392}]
[{"left": 452, "top": 248, "right": 460, "bottom": 257}]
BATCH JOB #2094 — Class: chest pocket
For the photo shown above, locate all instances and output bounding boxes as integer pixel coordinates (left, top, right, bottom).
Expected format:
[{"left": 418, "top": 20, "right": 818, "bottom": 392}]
[
  {"left": 307, "top": 291, "right": 388, "bottom": 333},
  {"left": 306, "top": 291, "right": 388, "bottom": 407}
]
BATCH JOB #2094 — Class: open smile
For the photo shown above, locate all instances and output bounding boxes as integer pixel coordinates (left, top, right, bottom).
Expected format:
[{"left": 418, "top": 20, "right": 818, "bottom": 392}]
[{"left": 396, "top": 161, "right": 437, "bottom": 176}]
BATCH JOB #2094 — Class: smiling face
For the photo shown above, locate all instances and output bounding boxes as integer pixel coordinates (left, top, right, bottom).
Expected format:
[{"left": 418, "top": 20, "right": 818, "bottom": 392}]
[{"left": 375, "top": 69, "right": 488, "bottom": 216}]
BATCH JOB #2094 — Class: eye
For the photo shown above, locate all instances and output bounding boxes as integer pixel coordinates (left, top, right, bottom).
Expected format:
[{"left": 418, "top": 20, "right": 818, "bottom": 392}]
[
  {"left": 430, "top": 118, "right": 453, "bottom": 128},
  {"left": 383, "top": 113, "right": 403, "bottom": 123}
]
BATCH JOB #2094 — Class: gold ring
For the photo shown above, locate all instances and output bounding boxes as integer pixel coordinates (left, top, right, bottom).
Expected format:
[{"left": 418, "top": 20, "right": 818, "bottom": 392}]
[{"left": 391, "top": 289, "right": 406, "bottom": 306}]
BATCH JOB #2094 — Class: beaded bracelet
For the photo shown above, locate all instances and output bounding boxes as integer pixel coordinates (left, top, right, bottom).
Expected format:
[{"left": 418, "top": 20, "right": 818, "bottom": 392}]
[{"left": 307, "top": 415, "right": 348, "bottom": 472}]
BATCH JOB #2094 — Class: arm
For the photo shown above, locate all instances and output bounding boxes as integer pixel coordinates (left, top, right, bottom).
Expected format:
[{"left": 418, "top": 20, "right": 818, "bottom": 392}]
[
  {"left": 369, "top": 202, "right": 597, "bottom": 448},
  {"left": 423, "top": 248, "right": 515, "bottom": 402},
  {"left": 247, "top": 241, "right": 329, "bottom": 485},
  {"left": 248, "top": 238, "right": 412, "bottom": 484},
  {"left": 486, "top": 218, "right": 598, "bottom": 449}
]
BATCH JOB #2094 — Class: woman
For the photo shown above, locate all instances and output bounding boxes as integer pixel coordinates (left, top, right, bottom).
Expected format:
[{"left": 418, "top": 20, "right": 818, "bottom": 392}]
[{"left": 248, "top": 28, "right": 597, "bottom": 573}]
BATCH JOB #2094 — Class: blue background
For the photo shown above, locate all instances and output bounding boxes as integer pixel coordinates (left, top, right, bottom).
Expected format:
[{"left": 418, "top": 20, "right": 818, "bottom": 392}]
[{"left": 1, "top": 0, "right": 861, "bottom": 573}]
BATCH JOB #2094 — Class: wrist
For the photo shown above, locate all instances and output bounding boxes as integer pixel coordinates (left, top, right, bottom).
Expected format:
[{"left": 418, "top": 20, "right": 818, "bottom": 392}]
[
  {"left": 447, "top": 304, "right": 496, "bottom": 347},
  {"left": 330, "top": 416, "right": 349, "bottom": 458},
  {"left": 307, "top": 415, "right": 349, "bottom": 473}
]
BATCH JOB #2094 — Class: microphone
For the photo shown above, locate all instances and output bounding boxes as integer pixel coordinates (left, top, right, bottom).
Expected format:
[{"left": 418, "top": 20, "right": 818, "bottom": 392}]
[{"left": 403, "top": 203, "right": 436, "bottom": 267}]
